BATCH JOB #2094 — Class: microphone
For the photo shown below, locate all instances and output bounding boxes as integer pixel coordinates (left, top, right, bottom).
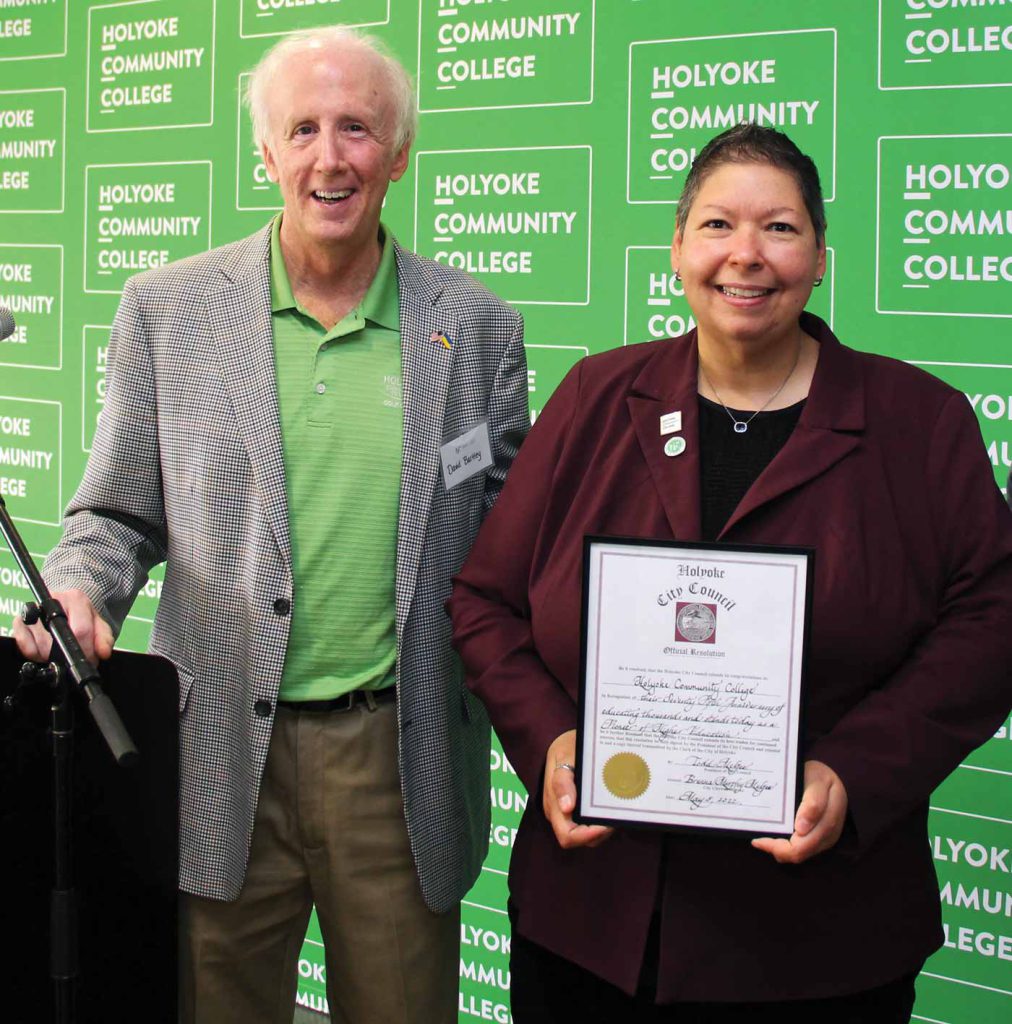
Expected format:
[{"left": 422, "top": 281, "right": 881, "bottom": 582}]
[{"left": 0, "top": 305, "right": 14, "bottom": 341}]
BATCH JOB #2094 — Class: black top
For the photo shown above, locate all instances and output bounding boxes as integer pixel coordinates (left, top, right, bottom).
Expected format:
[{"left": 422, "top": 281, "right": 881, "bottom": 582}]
[{"left": 698, "top": 395, "right": 805, "bottom": 542}]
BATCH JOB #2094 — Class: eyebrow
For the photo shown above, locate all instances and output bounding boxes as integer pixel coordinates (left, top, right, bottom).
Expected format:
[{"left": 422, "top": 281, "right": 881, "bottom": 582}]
[{"left": 697, "top": 204, "right": 802, "bottom": 217}]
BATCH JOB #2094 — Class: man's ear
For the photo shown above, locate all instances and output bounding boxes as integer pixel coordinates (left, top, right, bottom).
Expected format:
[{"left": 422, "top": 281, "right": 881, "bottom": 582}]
[
  {"left": 389, "top": 142, "right": 411, "bottom": 183},
  {"left": 261, "top": 142, "right": 279, "bottom": 184}
]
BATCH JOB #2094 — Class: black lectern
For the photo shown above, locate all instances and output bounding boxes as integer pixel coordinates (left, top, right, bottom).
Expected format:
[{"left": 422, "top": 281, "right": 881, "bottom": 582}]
[{"left": 1, "top": 639, "right": 178, "bottom": 1023}]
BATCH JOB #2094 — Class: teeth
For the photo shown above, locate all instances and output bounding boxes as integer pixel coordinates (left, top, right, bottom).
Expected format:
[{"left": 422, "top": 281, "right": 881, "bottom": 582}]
[
  {"left": 721, "top": 286, "right": 770, "bottom": 298},
  {"left": 315, "top": 189, "right": 352, "bottom": 200}
]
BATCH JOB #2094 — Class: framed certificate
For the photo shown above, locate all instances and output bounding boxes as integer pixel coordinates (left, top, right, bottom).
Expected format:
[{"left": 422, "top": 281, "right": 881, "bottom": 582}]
[{"left": 575, "top": 537, "right": 813, "bottom": 837}]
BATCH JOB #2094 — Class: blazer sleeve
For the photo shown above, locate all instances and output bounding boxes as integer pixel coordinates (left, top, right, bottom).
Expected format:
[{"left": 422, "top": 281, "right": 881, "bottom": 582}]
[
  {"left": 449, "top": 361, "right": 583, "bottom": 796},
  {"left": 808, "top": 391, "right": 1012, "bottom": 852},
  {"left": 482, "top": 312, "right": 529, "bottom": 514},
  {"left": 42, "top": 277, "right": 168, "bottom": 633}
]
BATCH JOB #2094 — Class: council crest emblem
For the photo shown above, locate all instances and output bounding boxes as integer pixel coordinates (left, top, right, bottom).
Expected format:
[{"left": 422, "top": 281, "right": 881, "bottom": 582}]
[{"left": 675, "top": 601, "right": 717, "bottom": 644}]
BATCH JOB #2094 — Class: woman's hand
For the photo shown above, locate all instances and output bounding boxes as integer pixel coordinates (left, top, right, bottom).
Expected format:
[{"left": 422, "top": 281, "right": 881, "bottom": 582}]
[
  {"left": 751, "top": 760, "right": 848, "bottom": 864},
  {"left": 542, "top": 730, "right": 614, "bottom": 850}
]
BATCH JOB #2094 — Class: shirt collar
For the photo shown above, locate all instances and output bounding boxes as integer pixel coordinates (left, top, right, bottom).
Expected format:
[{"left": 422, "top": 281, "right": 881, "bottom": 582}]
[{"left": 268, "top": 214, "right": 400, "bottom": 330}]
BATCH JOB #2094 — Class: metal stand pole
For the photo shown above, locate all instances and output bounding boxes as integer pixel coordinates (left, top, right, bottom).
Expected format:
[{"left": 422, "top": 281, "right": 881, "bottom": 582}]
[{"left": 50, "top": 683, "right": 77, "bottom": 1024}]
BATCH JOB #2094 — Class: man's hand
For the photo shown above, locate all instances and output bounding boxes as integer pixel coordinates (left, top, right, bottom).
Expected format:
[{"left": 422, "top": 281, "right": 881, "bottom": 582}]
[
  {"left": 11, "top": 588, "right": 114, "bottom": 665},
  {"left": 542, "top": 729, "right": 614, "bottom": 850},
  {"left": 751, "top": 759, "right": 848, "bottom": 865}
]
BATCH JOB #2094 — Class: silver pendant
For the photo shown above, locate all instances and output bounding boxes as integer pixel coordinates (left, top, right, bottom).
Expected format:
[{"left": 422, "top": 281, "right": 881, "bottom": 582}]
[{"left": 733, "top": 421, "right": 748, "bottom": 434}]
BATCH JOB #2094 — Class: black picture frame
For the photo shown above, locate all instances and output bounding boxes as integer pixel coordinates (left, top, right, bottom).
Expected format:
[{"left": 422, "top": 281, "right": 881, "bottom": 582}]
[{"left": 574, "top": 534, "right": 814, "bottom": 840}]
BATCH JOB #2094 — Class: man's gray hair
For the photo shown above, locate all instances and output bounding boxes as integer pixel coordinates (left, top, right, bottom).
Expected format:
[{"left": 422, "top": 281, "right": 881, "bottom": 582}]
[{"left": 244, "top": 26, "right": 418, "bottom": 153}]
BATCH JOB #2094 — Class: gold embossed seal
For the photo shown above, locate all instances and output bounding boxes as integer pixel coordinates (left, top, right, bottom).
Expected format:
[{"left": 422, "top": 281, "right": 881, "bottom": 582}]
[{"left": 602, "top": 752, "right": 650, "bottom": 799}]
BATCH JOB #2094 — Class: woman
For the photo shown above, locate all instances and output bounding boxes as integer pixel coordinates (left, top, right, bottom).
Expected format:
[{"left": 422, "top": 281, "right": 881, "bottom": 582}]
[{"left": 449, "top": 125, "right": 1012, "bottom": 1023}]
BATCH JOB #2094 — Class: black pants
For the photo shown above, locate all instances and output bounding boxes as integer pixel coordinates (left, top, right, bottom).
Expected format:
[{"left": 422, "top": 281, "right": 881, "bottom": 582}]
[{"left": 509, "top": 919, "right": 918, "bottom": 1024}]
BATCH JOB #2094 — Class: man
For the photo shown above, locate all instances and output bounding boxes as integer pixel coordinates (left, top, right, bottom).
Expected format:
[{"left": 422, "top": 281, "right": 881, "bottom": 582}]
[{"left": 14, "top": 27, "right": 527, "bottom": 1024}]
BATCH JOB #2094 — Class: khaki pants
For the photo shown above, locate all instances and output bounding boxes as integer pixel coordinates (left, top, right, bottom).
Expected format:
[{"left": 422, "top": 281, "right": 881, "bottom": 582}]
[{"left": 179, "top": 700, "right": 458, "bottom": 1024}]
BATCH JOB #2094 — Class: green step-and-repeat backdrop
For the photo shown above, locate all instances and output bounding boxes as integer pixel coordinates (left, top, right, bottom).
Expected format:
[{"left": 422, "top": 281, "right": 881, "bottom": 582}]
[{"left": 1, "top": 1, "right": 1009, "bottom": 1020}]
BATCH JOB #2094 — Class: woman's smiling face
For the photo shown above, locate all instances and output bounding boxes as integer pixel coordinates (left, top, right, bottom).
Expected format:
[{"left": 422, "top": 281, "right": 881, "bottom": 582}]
[{"left": 671, "top": 161, "right": 826, "bottom": 351}]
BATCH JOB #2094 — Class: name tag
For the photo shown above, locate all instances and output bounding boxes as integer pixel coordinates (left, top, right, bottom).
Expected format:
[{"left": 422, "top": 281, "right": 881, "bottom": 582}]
[
  {"left": 660, "top": 410, "right": 682, "bottom": 435},
  {"left": 440, "top": 421, "right": 492, "bottom": 490}
]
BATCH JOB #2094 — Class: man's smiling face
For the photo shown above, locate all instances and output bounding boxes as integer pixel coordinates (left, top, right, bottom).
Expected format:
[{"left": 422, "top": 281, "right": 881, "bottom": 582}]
[{"left": 261, "top": 41, "right": 409, "bottom": 263}]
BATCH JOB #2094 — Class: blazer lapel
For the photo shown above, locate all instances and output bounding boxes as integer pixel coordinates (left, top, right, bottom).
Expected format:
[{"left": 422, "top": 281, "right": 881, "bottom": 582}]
[
  {"left": 205, "top": 227, "right": 292, "bottom": 567},
  {"left": 720, "top": 321, "right": 865, "bottom": 538},
  {"left": 626, "top": 337, "right": 703, "bottom": 541},
  {"left": 394, "top": 244, "right": 457, "bottom": 635}
]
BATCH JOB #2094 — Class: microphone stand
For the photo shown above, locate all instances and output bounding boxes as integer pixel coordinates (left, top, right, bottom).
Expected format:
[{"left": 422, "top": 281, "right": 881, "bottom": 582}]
[{"left": 0, "top": 494, "right": 137, "bottom": 1024}]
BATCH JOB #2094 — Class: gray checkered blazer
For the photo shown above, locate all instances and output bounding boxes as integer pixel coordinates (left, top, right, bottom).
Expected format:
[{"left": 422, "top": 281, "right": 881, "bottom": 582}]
[{"left": 44, "top": 224, "right": 528, "bottom": 911}]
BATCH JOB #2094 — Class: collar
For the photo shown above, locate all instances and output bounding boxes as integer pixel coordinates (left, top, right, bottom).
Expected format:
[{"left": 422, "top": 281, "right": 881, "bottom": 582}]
[
  {"left": 629, "top": 312, "right": 865, "bottom": 434},
  {"left": 268, "top": 215, "right": 400, "bottom": 330}
]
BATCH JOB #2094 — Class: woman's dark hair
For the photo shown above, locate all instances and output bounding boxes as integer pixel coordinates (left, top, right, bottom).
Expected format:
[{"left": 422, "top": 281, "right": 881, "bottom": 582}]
[{"left": 675, "top": 124, "right": 826, "bottom": 241}]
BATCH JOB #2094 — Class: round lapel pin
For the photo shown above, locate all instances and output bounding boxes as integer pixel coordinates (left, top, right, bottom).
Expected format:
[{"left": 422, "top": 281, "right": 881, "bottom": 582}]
[{"left": 664, "top": 436, "right": 686, "bottom": 458}]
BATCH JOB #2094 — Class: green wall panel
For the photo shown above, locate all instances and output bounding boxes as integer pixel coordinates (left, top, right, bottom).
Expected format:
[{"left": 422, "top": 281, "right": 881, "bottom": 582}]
[{"left": 1, "top": 2, "right": 1008, "bottom": 1020}]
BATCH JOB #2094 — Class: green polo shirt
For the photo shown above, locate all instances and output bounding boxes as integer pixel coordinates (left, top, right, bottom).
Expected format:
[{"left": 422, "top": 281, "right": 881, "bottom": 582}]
[{"left": 270, "top": 216, "right": 402, "bottom": 700}]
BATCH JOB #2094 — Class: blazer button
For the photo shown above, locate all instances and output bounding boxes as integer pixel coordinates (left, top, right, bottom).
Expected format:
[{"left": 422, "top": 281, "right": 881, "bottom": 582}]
[
  {"left": 273, "top": 597, "right": 291, "bottom": 616},
  {"left": 253, "top": 699, "right": 272, "bottom": 718}
]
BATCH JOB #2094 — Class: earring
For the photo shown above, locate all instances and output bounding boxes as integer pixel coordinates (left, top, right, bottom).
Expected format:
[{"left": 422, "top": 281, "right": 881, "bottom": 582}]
[
  {"left": 674, "top": 269, "right": 682, "bottom": 281},
  {"left": 813, "top": 276, "right": 823, "bottom": 287}
]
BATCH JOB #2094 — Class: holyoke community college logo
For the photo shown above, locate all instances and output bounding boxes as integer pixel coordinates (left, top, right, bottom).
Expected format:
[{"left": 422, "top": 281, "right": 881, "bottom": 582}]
[{"left": 675, "top": 601, "right": 717, "bottom": 644}]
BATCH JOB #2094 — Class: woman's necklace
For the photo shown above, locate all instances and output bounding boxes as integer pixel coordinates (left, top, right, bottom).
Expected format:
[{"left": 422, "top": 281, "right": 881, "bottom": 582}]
[{"left": 698, "top": 341, "right": 802, "bottom": 435}]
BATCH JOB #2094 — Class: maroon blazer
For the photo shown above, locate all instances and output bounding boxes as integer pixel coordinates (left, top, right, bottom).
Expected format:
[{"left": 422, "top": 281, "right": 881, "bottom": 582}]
[{"left": 449, "top": 315, "right": 1012, "bottom": 1002}]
